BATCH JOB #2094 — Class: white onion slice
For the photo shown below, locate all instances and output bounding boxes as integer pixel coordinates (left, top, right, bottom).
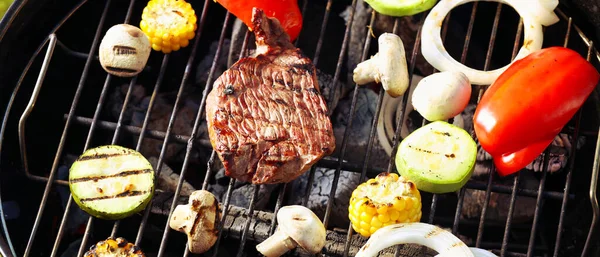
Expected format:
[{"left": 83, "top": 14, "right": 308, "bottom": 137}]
[
  {"left": 355, "top": 223, "right": 498, "bottom": 257},
  {"left": 421, "top": 0, "right": 559, "bottom": 85}
]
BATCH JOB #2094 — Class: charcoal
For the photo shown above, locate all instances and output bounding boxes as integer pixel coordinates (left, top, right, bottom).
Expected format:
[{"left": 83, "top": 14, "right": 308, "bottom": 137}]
[
  {"left": 205, "top": 168, "right": 277, "bottom": 210},
  {"left": 147, "top": 157, "right": 196, "bottom": 197},
  {"left": 287, "top": 167, "right": 361, "bottom": 229},
  {"left": 331, "top": 87, "right": 390, "bottom": 171},
  {"left": 195, "top": 39, "right": 230, "bottom": 87}
]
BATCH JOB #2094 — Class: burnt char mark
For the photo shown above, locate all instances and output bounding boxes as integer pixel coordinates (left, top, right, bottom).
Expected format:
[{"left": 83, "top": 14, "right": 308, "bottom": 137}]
[
  {"left": 113, "top": 45, "right": 137, "bottom": 55},
  {"left": 291, "top": 62, "right": 314, "bottom": 75},
  {"left": 307, "top": 88, "right": 320, "bottom": 95},
  {"left": 104, "top": 66, "right": 139, "bottom": 74},
  {"left": 70, "top": 169, "right": 153, "bottom": 183},
  {"left": 79, "top": 190, "right": 148, "bottom": 202},
  {"left": 434, "top": 131, "right": 452, "bottom": 137},
  {"left": 77, "top": 152, "right": 131, "bottom": 161},
  {"left": 116, "top": 238, "right": 128, "bottom": 248},
  {"left": 274, "top": 78, "right": 286, "bottom": 86},
  {"left": 221, "top": 110, "right": 331, "bottom": 134}
]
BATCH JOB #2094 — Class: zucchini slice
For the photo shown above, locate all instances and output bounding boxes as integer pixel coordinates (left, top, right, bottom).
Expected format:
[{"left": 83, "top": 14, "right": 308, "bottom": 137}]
[
  {"left": 364, "top": 0, "right": 438, "bottom": 17},
  {"left": 395, "top": 121, "right": 477, "bottom": 194},
  {"left": 83, "top": 237, "right": 146, "bottom": 257},
  {"left": 69, "top": 145, "right": 155, "bottom": 220}
]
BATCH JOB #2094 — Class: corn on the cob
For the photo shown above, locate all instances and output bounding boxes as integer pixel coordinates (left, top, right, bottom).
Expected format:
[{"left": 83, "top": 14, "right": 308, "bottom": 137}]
[
  {"left": 140, "top": 0, "right": 197, "bottom": 54},
  {"left": 83, "top": 237, "right": 146, "bottom": 257},
  {"left": 348, "top": 172, "right": 422, "bottom": 237}
]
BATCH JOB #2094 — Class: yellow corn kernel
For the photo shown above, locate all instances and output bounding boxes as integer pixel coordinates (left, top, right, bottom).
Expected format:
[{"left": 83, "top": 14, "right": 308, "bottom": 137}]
[
  {"left": 348, "top": 172, "right": 422, "bottom": 237},
  {"left": 139, "top": 0, "right": 197, "bottom": 54}
]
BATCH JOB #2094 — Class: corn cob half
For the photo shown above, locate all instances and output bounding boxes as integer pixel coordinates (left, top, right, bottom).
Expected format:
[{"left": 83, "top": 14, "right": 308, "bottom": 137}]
[
  {"left": 140, "top": 0, "right": 197, "bottom": 54},
  {"left": 83, "top": 237, "right": 145, "bottom": 257},
  {"left": 348, "top": 172, "right": 422, "bottom": 237}
]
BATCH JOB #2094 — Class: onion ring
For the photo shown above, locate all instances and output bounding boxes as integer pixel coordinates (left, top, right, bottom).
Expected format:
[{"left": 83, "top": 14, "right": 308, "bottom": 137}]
[{"left": 421, "top": 0, "right": 559, "bottom": 85}]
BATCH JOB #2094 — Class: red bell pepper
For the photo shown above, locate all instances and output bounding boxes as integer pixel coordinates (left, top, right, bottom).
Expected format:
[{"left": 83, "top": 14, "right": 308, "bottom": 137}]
[
  {"left": 214, "top": 0, "right": 303, "bottom": 41},
  {"left": 473, "top": 46, "right": 600, "bottom": 176}
]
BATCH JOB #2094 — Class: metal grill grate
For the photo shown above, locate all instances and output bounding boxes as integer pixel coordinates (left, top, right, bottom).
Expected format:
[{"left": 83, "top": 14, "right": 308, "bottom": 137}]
[{"left": 3, "top": 0, "right": 600, "bottom": 256}]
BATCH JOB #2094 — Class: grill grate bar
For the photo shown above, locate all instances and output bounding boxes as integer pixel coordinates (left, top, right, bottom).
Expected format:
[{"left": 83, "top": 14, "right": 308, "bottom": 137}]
[
  {"left": 236, "top": 185, "right": 260, "bottom": 257},
  {"left": 499, "top": 16, "right": 528, "bottom": 257},
  {"left": 312, "top": 0, "right": 333, "bottom": 65},
  {"left": 501, "top": 173, "right": 522, "bottom": 256},
  {"left": 583, "top": 42, "right": 599, "bottom": 257},
  {"left": 428, "top": 8, "right": 453, "bottom": 226},
  {"left": 20, "top": 0, "right": 112, "bottom": 255},
  {"left": 340, "top": 8, "right": 378, "bottom": 257},
  {"left": 527, "top": 16, "right": 576, "bottom": 257},
  {"left": 320, "top": 0, "right": 359, "bottom": 230},
  {"left": 209, "top": 28, "right": 251, "bottom": 257},
  {"left": 392, "top": 12, "right": 427, "bottom": 257},
  {"left": 53, "top": 0, "right": 141, "bottom": 254},
  {"left": 129, "top": 0, "right": 217, "bottom": 254},
  {"left": 453, "top": 2, "right": 505, "bottom": 237},
  {"left": 553, "top": 18, "right": 575, "bottom": 257}
]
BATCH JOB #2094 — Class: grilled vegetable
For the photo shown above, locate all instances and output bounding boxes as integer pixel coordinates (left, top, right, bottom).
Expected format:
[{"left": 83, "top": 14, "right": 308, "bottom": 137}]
[
  {"left": 170, "top": 190, "right": 220, "bottom": 254},
  {"left": 99, "top": 24, "right": 151, "bottom": 77},
  {"left": 421, "top": 0, "right": 560, "bottom": 85},
  {"left": 256, "top": 205, "right": 326, "bottom": 256},
  {"left": 411, "top": 71, "right": 471, "bottom": 122},
  {"left": 353, "top": 33, "right": 409, "bottom": 98},
  {"left": 348, "top": 173, "right": 422, "bottom": 238},
  {"left": 473, "top": 47, "right": 600, "bottom": 176},
  {"left": 395, "top": 121, "right": 477, "bottom": 194},
  {"left": 214, "top": 0, "right": 302, "bottom": 41},
  {"left": 355, "top": 223, "right": 497, "bottom": 257},
  {"left": 69, "top": 145, "right": 155, "bottom": 220},
  {"left": 364, "top": 0, "right": 437, "bottom": 17},
  {"left": 83, "top": 237, "right": 146, "bottom": 257},
  {"left": 139, "top": 0, "right": 197, "bottom": 54}
]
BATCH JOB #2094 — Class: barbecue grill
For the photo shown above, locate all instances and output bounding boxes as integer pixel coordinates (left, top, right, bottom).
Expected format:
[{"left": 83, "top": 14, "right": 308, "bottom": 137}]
[{"left": 0, "top": 0, "right": 599, "bottom": 256}]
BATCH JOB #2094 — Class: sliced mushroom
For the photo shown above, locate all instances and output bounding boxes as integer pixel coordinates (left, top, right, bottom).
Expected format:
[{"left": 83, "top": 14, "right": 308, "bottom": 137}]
[
  {"left": 353, "top": 33, "right": 409, "bottom": 98},
  {"left": 256, "top": 205, "right": 326, "bottom": 257},
  {"left": 169, "top": 190, "right": 221, "bottom": 254},
  {"left": 99, "top": 24, "right": 151, "bottom": 77}
]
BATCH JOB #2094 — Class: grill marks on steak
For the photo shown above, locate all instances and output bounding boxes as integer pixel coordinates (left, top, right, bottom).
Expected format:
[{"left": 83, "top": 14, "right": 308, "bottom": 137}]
[{"left": 206, "top": 8, "right": 336, "bottom": 184}]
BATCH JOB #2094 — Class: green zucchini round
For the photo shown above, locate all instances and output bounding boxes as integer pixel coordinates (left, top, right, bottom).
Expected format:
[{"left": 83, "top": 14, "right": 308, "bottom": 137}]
[
  {"left": 69, "top": 145, "right": 155, "bottom": 220},
  {"left": 395, "top": 121, "right": 477, "bottom": 194}
]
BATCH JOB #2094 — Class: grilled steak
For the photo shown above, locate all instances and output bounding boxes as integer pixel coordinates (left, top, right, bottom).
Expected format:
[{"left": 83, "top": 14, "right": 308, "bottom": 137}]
[{"left": 206, "top": 8, "right": 336, "bottom": 184}]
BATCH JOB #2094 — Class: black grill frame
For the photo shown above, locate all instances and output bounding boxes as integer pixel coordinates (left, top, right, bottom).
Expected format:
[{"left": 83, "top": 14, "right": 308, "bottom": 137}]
[{"left": 1, "top": 0, "right": 599, "bottom": 256}]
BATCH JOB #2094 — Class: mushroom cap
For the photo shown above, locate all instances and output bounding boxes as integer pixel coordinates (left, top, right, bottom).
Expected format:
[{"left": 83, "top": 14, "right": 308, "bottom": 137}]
[
  {"left": 377, "top": 33, "right": 409, "bottom": 98},
  {"left": 276, "top": 205, "right": 326, "bottom": 254},
  {"left": 99, "top": 24, "right": 151, "bottom": 77}
]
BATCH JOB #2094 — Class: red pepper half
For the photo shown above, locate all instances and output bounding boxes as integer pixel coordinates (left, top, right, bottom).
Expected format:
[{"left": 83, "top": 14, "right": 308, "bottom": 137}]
[
  {"left": 214, "top": 0, "right": 303, "bottom": 42},
  {"left": 473, "top": 47, "right": 600, "bottom": 176}
]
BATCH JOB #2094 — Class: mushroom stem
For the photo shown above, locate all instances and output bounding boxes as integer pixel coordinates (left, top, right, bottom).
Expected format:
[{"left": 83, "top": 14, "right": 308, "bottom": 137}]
[
  {"left": 353, "top": 54, "right": 381, "bottom": 85},
  {"left": 255, "top": 229, "right": 298, "bottom": 257}
]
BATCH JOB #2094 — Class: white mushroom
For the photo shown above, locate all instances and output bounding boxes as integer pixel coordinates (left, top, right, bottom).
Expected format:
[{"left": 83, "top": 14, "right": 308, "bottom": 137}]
[
  {"left": 99, "top": 24, "right": 151, "bottom": 77},
  {"left": 411, "top": 71, "right": 472, "bottom": 122},
  {"left": 256, "top": 205, "right": 326, "bottom": 257},
  {"left": 169, "top": 190, "right": 221, "bottom": 254},
  {"left": 353, "top": 33, "right": 409, "bottom": 98}
]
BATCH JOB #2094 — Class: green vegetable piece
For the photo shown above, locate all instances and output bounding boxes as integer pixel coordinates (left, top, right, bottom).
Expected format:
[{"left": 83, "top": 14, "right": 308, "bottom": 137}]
[
  {"left": 69, "top": 145, "right": 155, "bottom": 220},
  {"left": 395, "top": 121, "right": 476, "bottom": 194},
  {"left": 365, "top": 0, "right": 438, "bottom": 17}
]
